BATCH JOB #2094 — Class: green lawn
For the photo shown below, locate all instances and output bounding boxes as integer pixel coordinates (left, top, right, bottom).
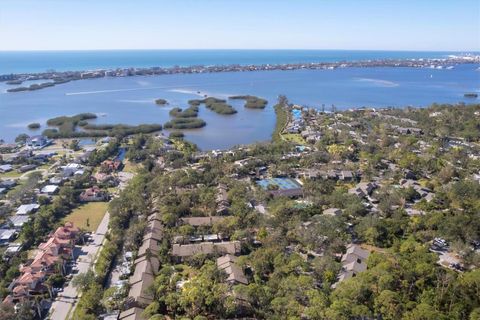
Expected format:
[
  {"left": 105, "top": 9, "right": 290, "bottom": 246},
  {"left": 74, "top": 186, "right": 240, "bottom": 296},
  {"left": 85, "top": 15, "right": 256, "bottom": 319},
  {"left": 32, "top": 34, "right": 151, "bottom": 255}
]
[
  {"left": 281, "top": 133, "right": 306, "bottom": 144},
  {"left": 62, "top": 202, "right": 108, "bottom": 232}
]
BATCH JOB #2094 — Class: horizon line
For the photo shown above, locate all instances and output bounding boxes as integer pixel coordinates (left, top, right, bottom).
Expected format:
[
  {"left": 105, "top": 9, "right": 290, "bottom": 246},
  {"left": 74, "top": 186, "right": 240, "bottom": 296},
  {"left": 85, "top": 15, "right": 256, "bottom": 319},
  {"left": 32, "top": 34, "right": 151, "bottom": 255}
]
[{"left": 0, "top": 48, "right": 479, "bottom": 53}]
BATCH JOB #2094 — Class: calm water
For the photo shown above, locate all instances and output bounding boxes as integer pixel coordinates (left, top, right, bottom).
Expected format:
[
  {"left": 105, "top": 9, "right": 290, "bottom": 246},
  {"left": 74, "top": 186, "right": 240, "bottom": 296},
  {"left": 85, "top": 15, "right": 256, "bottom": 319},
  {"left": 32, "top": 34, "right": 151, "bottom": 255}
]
[
  {"left": 0, "top": 64, "right": 479, "bottom": 150},
  {"left": 0, "top": 50, "right": 475, "bottom": 74}
]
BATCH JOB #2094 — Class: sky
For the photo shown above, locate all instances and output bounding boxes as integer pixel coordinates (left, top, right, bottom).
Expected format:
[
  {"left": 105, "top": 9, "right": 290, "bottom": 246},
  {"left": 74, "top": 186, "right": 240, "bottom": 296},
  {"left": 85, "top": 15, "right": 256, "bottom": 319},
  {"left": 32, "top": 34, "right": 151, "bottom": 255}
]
[{"left": 0, "top": 0, "right": 479, "bottom": 51}]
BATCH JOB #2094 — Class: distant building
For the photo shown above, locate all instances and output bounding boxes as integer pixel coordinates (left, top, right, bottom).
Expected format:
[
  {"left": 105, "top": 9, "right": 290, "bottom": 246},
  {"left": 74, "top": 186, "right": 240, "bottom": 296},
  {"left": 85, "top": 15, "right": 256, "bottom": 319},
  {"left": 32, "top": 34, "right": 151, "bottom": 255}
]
[{"left": 26, "top": 136, "right": 50, "bottom": 149}]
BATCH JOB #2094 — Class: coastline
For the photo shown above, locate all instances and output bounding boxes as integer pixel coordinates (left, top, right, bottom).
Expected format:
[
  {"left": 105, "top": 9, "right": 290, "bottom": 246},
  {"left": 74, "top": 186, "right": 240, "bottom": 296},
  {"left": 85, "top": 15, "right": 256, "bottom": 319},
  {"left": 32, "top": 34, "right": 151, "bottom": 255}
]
[{"left": 2, "top": 54, "right": 479, "bottom": 93}]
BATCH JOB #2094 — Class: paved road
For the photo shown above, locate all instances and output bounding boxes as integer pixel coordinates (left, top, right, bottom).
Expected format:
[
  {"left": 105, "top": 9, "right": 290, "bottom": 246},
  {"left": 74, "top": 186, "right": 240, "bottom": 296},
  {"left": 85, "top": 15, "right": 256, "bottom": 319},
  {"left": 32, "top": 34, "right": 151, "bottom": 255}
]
[{"left": 49, "top": 211, "right": 110, "bottom": 320}]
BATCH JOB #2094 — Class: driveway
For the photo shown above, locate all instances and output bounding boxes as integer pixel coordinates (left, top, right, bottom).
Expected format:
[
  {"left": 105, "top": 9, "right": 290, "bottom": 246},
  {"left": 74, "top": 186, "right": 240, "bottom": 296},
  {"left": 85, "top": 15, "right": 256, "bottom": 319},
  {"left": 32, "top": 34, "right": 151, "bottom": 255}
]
[{"left": 48, "top": 211, "right": 110, "bottom": 320}]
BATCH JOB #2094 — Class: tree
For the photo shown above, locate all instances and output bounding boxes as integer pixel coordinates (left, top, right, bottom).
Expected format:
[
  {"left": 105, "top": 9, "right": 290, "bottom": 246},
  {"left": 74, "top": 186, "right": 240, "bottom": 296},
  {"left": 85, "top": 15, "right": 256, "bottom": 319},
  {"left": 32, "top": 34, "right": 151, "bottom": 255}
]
[
  {"left": 374, "top": 290, "right": 403, "bottom": 320},
  {"left": 15, "top": 133, "right": 29, "bottom": 144}
]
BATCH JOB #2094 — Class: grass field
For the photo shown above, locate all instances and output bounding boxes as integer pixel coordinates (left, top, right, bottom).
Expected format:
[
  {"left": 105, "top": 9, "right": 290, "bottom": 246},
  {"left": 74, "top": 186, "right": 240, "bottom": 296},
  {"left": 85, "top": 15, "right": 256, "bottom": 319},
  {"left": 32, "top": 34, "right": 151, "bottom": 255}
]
[
  {"left": 282, "top": 133, "right": 306, "bottom": 144},
  {"left": 62, "top": 202, "right": 108, "bottom": 231}
]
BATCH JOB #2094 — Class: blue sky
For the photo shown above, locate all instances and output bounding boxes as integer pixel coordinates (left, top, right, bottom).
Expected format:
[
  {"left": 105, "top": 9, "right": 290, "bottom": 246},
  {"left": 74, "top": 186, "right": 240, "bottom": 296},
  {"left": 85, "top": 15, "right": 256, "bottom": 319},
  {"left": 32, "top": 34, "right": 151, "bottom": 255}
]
[{"left": 0, "top": 0, "right": 478, "bottom": 51}]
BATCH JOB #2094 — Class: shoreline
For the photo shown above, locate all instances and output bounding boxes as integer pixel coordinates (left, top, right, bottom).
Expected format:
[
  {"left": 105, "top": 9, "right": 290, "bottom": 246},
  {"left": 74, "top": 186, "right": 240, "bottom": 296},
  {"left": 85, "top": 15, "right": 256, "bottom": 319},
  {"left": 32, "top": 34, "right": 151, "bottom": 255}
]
[{"left": 2, "top": 55, "right": 479, "bottom": 93}]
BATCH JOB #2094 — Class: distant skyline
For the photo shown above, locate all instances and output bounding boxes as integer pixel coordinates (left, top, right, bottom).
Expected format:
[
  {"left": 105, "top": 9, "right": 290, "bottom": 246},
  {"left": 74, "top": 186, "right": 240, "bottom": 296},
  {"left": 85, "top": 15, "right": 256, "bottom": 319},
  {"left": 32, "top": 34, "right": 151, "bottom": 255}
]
[{"left": 1, "top": 0, "right": 479, "bottom": 51}]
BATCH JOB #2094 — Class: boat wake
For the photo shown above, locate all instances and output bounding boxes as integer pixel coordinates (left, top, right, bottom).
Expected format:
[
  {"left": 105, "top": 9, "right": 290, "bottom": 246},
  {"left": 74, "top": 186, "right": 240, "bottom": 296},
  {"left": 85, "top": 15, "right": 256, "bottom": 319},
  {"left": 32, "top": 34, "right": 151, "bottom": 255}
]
[{"left": 355, "top": 78, "right": 399, "bottom": 87}]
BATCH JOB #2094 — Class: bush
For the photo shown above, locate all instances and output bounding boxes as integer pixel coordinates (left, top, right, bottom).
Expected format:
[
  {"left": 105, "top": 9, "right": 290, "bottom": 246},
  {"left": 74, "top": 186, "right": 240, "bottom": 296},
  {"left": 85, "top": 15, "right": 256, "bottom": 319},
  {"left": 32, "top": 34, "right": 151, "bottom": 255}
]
[
  {"left": 169, "top": 131, "right": 185, "bottom": 139},
  {"left": 27, "top": 122, "right": 41, "bottom": 129}
]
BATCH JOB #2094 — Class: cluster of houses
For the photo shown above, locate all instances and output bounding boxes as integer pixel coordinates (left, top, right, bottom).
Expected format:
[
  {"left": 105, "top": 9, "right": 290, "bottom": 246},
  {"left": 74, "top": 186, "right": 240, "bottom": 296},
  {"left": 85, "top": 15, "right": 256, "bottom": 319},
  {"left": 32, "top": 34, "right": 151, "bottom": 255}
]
[
  {"left": 120, "top": 210, "right": 164, "bottom": 320},
  {"left": 3, "top": 223, "right": 79, "bottom": 307}
]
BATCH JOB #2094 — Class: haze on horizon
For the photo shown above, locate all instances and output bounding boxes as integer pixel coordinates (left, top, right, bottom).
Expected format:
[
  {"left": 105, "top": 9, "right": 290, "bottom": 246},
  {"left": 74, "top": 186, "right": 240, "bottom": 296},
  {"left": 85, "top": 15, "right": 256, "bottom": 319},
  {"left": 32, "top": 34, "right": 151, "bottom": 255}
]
[{"left": 0, "top": 0, "right": 479, "bottom": 52}]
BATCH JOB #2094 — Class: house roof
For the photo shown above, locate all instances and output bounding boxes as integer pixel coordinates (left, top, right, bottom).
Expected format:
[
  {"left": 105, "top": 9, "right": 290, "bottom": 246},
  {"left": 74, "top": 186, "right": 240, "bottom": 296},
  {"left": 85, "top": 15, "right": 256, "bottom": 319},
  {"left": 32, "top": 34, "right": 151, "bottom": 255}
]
[
  {"left": 16, "top": 204, "right": 40, "bottom": 215},
  {"left": 130, "top": 256, "right": 160, "bottom": 285},
  {"left": 217, "top": 254, "right": 248, "bottom": 285},
  {"left": 41, "top": 185, "right": 59, "bottom": 194},
  {"left": 9, "top": 215, "right": 30, "bottom": 228},
  {"left": 137, "top": 237, "right": 161, "bottom": 258},
  {"left": 342, "top": 244, "right": 370, "bottom": 262},
  {"left": 180, "top": 216, "right": 226, "bottom": 227},
  {"left": 128, "top": 273, "right": 155, "bottom": 306},
  {"left": 119, "top": 307, "right": 146, "bottom": 320},
  {"left": 0, "top": 229, "right": 16, "bottom": 241},
  {"left": 172, "top": 241, "right": 241, "bottom": 257}
]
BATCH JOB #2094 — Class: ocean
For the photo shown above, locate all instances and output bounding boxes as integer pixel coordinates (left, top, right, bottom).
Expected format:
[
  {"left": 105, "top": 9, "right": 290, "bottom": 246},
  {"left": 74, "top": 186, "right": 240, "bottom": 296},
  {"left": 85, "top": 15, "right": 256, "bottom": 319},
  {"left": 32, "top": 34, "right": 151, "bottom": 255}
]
[
  {"left": 0, "top": 49, "right": 475, "bottom": 74},
  {"left": 0, "top": 50, "right": 479, "bottom": 150}
]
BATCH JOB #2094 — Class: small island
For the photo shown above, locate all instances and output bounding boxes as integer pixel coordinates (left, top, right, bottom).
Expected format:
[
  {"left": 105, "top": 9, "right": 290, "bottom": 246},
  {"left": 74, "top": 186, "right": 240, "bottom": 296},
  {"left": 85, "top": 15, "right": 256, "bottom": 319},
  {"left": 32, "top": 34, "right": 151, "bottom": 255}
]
[
  {"left": 27, "top": 122, "right": 41, "bottom": 129},
  {"left": 169, "top": 105, "right": 199, "bottom": 118},
  {"left": 155, "top": 98, "right": 168, "bottom": 105},
  {"left": 164, "top": 118, "right": 206, "bottom": 129},
  {"left": 189, "top": 97, "right": 237, "bottom": 115},
  {"left": 43, "top": 113, "right": 162, "bottom": 138},
  {"left": 230, "top": 95, "right": 268, "bottom": 109},
  {"left": 464, "top": 93, "right": 478, "bottom": 98}
]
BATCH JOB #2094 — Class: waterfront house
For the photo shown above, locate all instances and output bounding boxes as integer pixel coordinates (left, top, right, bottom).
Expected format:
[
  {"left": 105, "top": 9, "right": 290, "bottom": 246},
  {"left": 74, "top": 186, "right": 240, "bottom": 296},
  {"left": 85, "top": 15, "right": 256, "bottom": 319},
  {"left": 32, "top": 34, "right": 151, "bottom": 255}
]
[{"left": 26, "top": 136, "right": 50, "bottom": 149}]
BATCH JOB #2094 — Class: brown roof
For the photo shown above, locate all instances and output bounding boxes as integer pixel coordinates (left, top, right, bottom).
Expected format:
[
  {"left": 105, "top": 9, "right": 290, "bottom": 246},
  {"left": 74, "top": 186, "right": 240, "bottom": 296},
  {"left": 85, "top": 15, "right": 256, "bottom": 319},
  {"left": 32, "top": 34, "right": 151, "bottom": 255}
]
[
  {"left": 130, "top": 256, "right": 160, "bottom": 285},
  {"left": 137, "top": 237, "right": 161, "bottom": 257},
  {"left": 180, "top": 216, "right": 226, "bottom": 227},
  {"left": 172, "top": 241, "right": 241, "bottom": 257},
  {"left": 217, "top": 254, "right": 248, "bottom": 285},
  {"left": 128, "top": 273, "right": 155, "bottom": 306},
  {"left": 119, "top": 307, "right": 146, "bottom": 320}
]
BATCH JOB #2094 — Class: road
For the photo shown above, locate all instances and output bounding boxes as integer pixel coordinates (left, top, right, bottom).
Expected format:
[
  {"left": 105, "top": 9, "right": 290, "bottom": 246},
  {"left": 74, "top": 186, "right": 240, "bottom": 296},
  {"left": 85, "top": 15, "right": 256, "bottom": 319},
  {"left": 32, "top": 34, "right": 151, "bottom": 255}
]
[{"left": 48, "top": 211, "right": 110, "bottom": 320}]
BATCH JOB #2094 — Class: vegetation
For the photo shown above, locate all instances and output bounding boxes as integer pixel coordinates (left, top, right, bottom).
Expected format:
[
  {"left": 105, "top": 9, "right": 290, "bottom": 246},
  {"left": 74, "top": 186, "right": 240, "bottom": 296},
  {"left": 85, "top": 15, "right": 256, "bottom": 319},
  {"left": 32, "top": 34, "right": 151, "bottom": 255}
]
[
  {"left": 155, "top": 98, "right": 168, "bottom": 105},
  {"left": 230, "top": 95, "right": 268, "bottom": 109},
  {"left": 43, "top": 113, "right": 162, "bottom": 138},
  {"left": 169, "top": 105, "right": 199, "bottom": 118},
  {"left": 6, "top": 81, "right": 56, "bottom": 92},
  {"left": 169, "top": 131, "right": 185, "bottom": 139},
  {"left": 189, "top": 97, "right": 237, "bottom": 115},
  {"left": 272, "top": 96, "right": 289, "bottom": 142},
  {"left": 164, "top": 118, "right": 206, "bottom": 129},
  {"left": 27, "top": 122, "right": 41, "bottom": 129}
]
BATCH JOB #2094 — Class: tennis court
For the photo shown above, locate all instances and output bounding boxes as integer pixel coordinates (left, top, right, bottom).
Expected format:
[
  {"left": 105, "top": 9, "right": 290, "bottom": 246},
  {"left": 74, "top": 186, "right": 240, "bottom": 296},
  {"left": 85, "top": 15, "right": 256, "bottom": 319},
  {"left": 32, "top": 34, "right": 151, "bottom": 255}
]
[{"left": 257, "top": 177, "right": 302, "bottom": 190}]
